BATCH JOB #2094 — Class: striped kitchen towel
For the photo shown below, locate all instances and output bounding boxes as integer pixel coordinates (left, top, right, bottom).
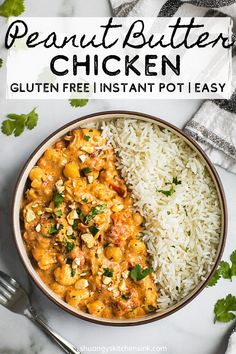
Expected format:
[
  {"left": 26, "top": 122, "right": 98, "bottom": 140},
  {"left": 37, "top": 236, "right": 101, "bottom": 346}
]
[{"left": 109, "top": 0, "right": 236, "bottom": 173}]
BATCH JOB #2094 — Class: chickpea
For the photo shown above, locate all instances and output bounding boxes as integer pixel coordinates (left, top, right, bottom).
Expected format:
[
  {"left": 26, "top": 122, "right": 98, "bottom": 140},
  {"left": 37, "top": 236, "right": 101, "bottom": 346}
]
[
  {"left": 38, "top": 254, "right": 56, "bottom": 271},
  {"left": 126, "top": 307, "right": 145, "bottom": 318},
  {"left": 63, "top": 162, "right": 79, "bottom": 178},
  {"left": 31, "top": 179, "right": 42, "bottom": 189},
  {"left": 75, "top": 278, "right": 89, "bottom": 290},
  {"left": 32, "top": 247, "right": 47, "bottom": 261},
  {"left": 66, "top": 289, "right": 90, "bottom": 307},
  {"left": 105, "top": 246, "right": 122, "bottom": 262},
  {"left": 128, "top": 239, "right": 146, "bottom": 254},
  {"left": 44, "top": 148, "right": 58, "bottom": 161},
  {"left": 54, "top": 264, "right": 78, "bottom": 286},
  {"left": 29, "top": 166, "right": 44, "bottom": 181},
  {"left": 50, "top": 282, "right": 67, "bottom": 299},
  {"left": 133, "top": 212, "right": 144, "bottom": 226},
  {"left": 87, "top": 300, "right": 105, "bottom": 316}
]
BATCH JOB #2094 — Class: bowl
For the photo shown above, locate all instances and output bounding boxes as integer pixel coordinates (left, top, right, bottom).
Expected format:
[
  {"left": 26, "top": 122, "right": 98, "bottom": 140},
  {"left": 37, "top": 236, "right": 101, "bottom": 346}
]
[{"left": 12, "top": 111, "right": 227, "bottom": 326}]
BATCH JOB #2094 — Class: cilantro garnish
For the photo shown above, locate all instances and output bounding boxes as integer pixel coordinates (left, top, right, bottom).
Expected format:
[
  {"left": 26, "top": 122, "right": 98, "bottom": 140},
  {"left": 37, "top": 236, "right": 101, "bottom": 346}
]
[
  {"left": 130, "top": 264, "right": 153, "bottom": 281},
  {"left": 71, "top": 268, "right": 76, "bottom": 277},
  {"left": 72, "top": 219, "right": 79, "bottom": 231},
  {"left": 0, "top": 0, "right": 25, "bottom": 17},
  {"left": 84, "top": 135, "right": 91, "bottom": 141},
  {"left": 66, "top": 258, "right": 73, "bottom": 264},
  {"left": 65, "top": 241, "right": 75, "bottom": 252},
  {"left": 81, "top": 167, "right": 92, "bottom": 176},
  {"left": 157, "top": 186, "right": 175, "bottom": 197},
  {"left": 82, "top": 198, "right": 88, "bottom": 203},
  {"left": 76, "top": 208, "right": 84, "bottom": 220},
  {"left": 230, "top": 250, "right": 236, "bottom": 276},
  {"left": 121, "top": 294, "right": 130, "bottom": 300},
  {"left": 208, "top": 250, "right": 236, "bottom": 287},
  {"left": 89, "top": 225, "right": 99, "bottom": 236},
  {"left": 214, "top": 294, "right": 236, "bottom": 323},
  {"left": 54, "top": 193, "right": 63, "bottom": 208},
  {"left": 208, "top": 270, "right": 221, "bottom": 287},
  {"left": 1, "top": 108, "right": 38, "bottom": 137},
  {"left": 148, "top": 305, "right": 157, "bottom": 312},
  {"left": 69, "top": 99, "right": 89, "bottom": 107},
  {"left": 54, "top": 210, "right": 62, "bottom": 217},
  {"left": 48, "top": 225, "right": 59, "bottom": 235},
  {"left": 103, "top": 268, "right": 113, "bottom": 277},
  {"left": 84, "top": 204, "right": 107, "bottom": 224},
  {"left": 172, "top": 177, "right": 182, "bottom": 185}
]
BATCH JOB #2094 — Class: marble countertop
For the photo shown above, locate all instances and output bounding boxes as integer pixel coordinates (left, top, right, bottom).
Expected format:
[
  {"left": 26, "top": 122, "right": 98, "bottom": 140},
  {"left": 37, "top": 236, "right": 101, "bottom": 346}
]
[{"left": 0, "top": 1, "right": 236, "bottom": 354}]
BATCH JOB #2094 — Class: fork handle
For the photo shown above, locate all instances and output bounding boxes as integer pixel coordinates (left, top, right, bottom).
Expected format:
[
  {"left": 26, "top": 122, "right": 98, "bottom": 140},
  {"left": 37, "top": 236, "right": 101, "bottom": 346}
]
[{"left": 24, "top": 307, "right": 81, "bottom": 354}]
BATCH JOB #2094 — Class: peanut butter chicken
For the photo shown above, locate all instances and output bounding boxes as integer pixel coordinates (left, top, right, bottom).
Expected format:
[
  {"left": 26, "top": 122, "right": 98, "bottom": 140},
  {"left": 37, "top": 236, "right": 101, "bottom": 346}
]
[{"left": 22, "top": 128, "right": 158, "bottom": 319}]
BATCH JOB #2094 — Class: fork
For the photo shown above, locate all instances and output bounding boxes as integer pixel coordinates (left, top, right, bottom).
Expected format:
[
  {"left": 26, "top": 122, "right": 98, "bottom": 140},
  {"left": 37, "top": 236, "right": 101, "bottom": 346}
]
[{"left": 0, "top": 270, "right": 81, "bottom": 354}]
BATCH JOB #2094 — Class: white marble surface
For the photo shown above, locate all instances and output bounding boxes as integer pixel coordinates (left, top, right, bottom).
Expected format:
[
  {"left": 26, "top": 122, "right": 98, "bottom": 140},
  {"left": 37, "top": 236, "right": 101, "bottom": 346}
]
[{"left": 0, "top": 1, "right": 236, "bottom": 354}]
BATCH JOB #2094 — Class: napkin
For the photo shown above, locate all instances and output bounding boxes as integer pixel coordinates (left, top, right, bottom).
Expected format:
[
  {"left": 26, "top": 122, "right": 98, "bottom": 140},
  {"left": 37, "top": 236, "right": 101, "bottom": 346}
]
[
  {"left": 109, "top": 0, "right": 236, "bottom": 175},
  {"left": 184, "top": 55, "right": 236, "bottom": 174}
]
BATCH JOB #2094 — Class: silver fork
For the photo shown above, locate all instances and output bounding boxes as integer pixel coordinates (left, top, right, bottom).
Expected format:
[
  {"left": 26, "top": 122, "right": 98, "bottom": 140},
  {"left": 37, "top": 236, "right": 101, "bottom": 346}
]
[{"left": 0, "top": 270, "right": 81, "bottom": 354}]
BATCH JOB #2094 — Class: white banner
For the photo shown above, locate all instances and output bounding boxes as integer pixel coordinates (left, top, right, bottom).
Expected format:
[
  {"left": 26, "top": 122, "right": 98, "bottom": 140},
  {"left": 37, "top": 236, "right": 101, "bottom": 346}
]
[{"left": 6, "top": 17, "right": 233, "bottom": 99}]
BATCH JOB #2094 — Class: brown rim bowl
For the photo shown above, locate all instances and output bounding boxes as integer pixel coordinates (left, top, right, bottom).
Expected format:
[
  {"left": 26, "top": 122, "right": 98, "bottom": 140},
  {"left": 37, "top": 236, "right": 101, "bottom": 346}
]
[{"left": 12, "top": 111, "right": 227, "bottom": 326}]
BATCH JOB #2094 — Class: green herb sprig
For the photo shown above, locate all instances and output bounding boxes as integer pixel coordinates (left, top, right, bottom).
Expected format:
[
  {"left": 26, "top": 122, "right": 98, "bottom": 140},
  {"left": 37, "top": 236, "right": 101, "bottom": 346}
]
[
  {"left": 0, "top": 0, "right": 25, "bottom": 17},
  {"left": 214, "top": 294, "right": 236, "bottom": 323},
  {"left": 69, "top": 99, "right": 89, "bottom": 107},
  {"left": 84, "top": 204, "right": 107, "bottom": 224},
  {"left": 130, "top": 264, "right": 153, "bottom": 281},
  {"left": 1, "top": 108, "right": 38, "bottom": 137},
  {"left": 208, "top": 250, "right": 236, "bottom": 287}
]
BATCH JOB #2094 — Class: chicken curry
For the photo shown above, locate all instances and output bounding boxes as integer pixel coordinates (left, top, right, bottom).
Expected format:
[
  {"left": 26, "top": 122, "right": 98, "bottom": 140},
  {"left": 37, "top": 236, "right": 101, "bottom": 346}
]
[{"left": 22, "top": 128, "right": 158, "bottom": 319}]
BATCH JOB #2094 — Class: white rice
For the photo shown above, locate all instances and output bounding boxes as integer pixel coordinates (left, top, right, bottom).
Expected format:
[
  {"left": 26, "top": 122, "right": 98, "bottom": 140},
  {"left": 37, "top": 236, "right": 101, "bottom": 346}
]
[{"left": 100, "top": 118, "right": 221, "bottom": 309}]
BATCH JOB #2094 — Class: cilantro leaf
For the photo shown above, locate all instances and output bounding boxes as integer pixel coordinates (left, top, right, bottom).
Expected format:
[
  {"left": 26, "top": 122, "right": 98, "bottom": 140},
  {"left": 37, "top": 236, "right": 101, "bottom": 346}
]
[
  {"left": 84, "top": 204, "right": 107, "bottom": 224},
  {"left": 69, "top": 99, "right": 89, "bottom": 108},
  {"left": 0, "top": 0, "right": 25, "bottom": 17},
  {"left": 230, "top": 250, "right": 236, "bottom": 264},
  {"left": 84, "top": 135, "right": 91, "bottom": 141},
  {"left": 1, "top": 119, "right": 14, "bottom": 136},
  {"left": 231, "top": 250, "right": 236, "bottom": 276},
  {"left": 157, "top": 186, "right": 175, "bottom": 197},
  {"left": 80, "top": 167, "right": 92, "bottom": 176},
  {"left": 65, "top": 241, "right": 75, "bottom": 252},
  {"left": 0, "top": 58, "right": 3, "bottom": 68},
  {"left": 208, "top": 269, "right": 221, "bottom": 287},
  {"left": 76, "top": 208, "right": 84, "bottom": 220},
  {"left": 1, "top": 108, "right": 38, "bottom": 137},
  {"left": 208, "top": 250, "right": 236, "bottom": 287},
  {"left": 214, "top": 294, "right": 236, "bottom": 323},
  {"left": 13, "top": 116, "right": 25, "bottom": 137},
  {"left": 218, "top": 261, "right": 232, "bottom": 280},
  {"left": 72, "top": 219, "right": 79, "bottom": 231},
  {"left": 130, "top": 264, "right": 153, "bottom": 281},
  {"left": 103, "top": 268, "right": 113, "bottom": 277},
  {"left": 89, "top": 225, "right": 99, "bottom": 236},
  {"left": 172, "top": 177, "right": 182, "bottom": 185},
  {"left": 48, "top": 225, "right": 59, "bottom": 235},
  {"left": 54, "top": 210, "right": 62, "bottom": 217},
  {"left": 71, "top": 268, "right": 76, "bottom": 277},
  {"left": 54, "top": 193, "right": 63, "bottom": 208},
  {"left": 25, "top": 108, "right": 38, "bottom": 130}
]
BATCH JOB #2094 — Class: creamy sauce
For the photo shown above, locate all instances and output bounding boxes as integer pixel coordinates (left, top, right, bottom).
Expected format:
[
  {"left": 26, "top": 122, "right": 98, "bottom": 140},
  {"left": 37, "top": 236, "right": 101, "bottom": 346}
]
[{"left": 22, "top": 128, "right": 158, "bottom": 319}]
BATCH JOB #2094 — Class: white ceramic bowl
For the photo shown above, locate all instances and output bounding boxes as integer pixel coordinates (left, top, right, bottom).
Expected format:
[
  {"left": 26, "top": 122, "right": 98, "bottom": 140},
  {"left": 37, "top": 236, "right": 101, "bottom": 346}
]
[{"left": 13, "top": 111, "right": 227, "bottom": 326}]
